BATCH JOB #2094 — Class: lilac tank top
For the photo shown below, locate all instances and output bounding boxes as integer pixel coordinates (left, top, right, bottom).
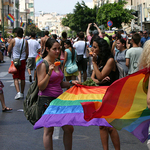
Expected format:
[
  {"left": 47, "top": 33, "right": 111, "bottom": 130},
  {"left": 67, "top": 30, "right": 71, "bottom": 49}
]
[{"left": 39, "top": 67, "right": 64, "bottom": 98}]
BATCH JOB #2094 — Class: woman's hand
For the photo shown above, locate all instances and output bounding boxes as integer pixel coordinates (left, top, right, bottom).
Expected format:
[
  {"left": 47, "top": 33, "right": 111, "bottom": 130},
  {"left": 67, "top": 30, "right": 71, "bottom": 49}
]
[
  {"left": 48, "top": 64, "right": 55, "bottom": 75},
  {"left": 72, "top": 80, "right": 81, "bottom": 85},
  {"left": 99, "top": 76, "right": 110, "bottom": 84},
  {"left": 92, "top": 53, "right": 98, "bottom": 63}
]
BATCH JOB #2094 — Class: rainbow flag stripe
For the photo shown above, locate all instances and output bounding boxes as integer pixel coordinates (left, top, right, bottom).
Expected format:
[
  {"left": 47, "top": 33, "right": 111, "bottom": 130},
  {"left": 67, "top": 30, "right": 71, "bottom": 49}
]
[
  {"left": 20, "top": 22, "right": 25, "bottom": 27},
  {"left": 7, "top": 13, "right": 15, "bottom": 23},
  {"left": 82, "top": 67, "right": 150, "bottom": 143},
  {"left": 1, "top": 38, "right": 4, "bottom": 42},
  {"left": 34, "top": 85, "right": 112, "bottom": 129},
  {"left": 35, "top": 54, "right": 43, "bottom": 68}
]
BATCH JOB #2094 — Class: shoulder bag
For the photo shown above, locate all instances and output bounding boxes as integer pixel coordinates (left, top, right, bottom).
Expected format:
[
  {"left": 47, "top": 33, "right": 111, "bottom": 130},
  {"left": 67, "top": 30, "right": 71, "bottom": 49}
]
[{"left": 13, "top": 39, "right": 24, "bottom": 69}]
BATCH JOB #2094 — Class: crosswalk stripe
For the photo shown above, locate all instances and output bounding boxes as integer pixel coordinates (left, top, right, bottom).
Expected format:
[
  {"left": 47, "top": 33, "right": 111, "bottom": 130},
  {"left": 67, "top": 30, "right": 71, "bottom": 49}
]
[{"left": 53, "top": 127, "right": 60, "bottom": 140}]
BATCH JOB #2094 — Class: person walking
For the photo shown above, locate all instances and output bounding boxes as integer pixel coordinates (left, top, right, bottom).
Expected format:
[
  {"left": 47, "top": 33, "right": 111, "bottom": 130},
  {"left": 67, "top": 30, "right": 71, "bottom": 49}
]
[
  {"left": 26, "top": 32, "right": 41, "bottom": 83},
  {"left": 90, "top": 37, "right": 120, "bottom": 150},
  {"left": 8, "top": 27, "right": 28, "bottom": 100},
  {"left": 62, "top": 40, "right": 78, "bottom": 85},
  {"left": 125, "top": 33, "right": 143, "bottom": 75},
  {"left": 37, "top": 38, "right": 79, "bottom": 150},
  {"left": 73, "top": 31, "right": 88, "bottom": 82},
  {"left": 40, "top": 30, "right": 49, "bottom": 54},
  {"left": 60, "top": 32, "right": 67, "bottom": 67}
]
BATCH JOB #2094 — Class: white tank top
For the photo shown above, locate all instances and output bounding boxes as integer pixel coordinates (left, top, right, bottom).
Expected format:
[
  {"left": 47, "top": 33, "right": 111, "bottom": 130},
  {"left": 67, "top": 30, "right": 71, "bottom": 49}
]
[{"left": 12, "top": 38, "right": 26, "bottom": 60}]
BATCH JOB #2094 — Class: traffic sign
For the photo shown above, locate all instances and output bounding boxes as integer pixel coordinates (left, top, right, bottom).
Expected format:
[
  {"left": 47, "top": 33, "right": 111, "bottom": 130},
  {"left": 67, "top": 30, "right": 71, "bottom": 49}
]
[{"left": 107, "top": 20, "right": 113, "bottom": 27}]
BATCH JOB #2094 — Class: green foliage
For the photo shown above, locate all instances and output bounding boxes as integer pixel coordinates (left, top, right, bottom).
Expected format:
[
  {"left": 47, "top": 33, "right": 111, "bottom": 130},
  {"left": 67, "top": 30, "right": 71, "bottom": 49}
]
[
  {"left": 97, "top": 0, "right": 134, "bottom": 28},
  {"left": 25, "top": 24, "right": 41, "bottom": 36},
  {"left": 61, "top": 1, "right": 97, "bottom": 32},
  {"left": 82, "top": 78, "right": 98, "bottom": 86}
]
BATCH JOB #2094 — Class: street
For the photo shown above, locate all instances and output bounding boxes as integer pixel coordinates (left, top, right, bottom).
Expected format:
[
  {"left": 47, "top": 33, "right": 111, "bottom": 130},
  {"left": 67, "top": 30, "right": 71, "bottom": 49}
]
[{"left": 0, "top": 56, "right": 148, "bottom": 150}]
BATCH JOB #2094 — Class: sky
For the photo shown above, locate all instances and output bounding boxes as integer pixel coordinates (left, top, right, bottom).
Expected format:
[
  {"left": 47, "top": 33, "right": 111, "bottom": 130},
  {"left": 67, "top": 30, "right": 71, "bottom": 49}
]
[{"left": 34, "top": 0, "right": 93, "bottom": 15}]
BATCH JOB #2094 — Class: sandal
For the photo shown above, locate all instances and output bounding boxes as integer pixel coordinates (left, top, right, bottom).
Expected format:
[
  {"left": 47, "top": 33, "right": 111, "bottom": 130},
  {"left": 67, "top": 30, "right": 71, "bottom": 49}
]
[{"left": 2, "top": 107, "right": 12, "bottom": 112}]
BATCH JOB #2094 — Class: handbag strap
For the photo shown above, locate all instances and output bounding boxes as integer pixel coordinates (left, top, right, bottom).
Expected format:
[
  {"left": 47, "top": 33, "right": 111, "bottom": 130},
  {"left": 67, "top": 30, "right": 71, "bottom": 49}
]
[
  {"left": 84, "top": 42, "right": 87, "bottom": 54},
  {"left": 19, "top": 39, "right": 24, "bottom": 60}
]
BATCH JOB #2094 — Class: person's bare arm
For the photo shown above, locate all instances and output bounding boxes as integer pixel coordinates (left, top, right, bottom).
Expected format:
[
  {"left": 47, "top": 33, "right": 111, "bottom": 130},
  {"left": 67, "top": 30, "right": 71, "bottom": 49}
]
[
  {"left": 8, "top": 39, "right": 15, "bottom": 53},
  {"left": 126, "top": 58, "right": 130, "bottom": 67},
  {"left": 86, "top": 23, "right": 92, "bottom": 36},
  {"left": 92, "top": 58, "right": 114, "bottom": 82},
  {"left": 94, "top": 23, "right": 102, "bottom": 37}
]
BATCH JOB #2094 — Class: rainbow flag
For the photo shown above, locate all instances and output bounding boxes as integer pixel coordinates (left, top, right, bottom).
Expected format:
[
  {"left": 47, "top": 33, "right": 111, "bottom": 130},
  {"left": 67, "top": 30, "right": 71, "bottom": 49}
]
[
  {"left": 34, "top": 85, "right": 112, "bottom": 129},
  {"left": 7, "top": 13, "right": 15, "bottom": 23},
  {"left": 1, "top": 38, "right": 4, "bottom": 42},
  {"left": 29, "top": 20, "right": 32, "bottom": 25},
  {"left": 82, "top": 67, "right": 150, "bottom": 143},
  {"left": 35, "top": 54, "right": 43, "bottom": 68},
  {"left": 20, "top": 22, "right": 25, "bottom": 27}
]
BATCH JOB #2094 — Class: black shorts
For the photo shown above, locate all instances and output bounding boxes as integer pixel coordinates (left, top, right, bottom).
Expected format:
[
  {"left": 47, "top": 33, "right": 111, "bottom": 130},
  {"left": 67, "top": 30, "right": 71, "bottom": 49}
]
[{"left": 77, "top": 58, "right": 87, "bottom": 72}]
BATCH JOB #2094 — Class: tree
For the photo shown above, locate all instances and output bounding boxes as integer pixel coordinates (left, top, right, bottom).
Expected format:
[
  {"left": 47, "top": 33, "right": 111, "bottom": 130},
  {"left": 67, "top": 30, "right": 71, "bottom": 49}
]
[
  {"left": 25, "top": 24, "right": 41, "bottom": 36},
  {"left": 97, "top": 0, "right": 134, "bottom": 28},
  {"left": 62, "top": 1, "right": 97, "bottom": 32}
]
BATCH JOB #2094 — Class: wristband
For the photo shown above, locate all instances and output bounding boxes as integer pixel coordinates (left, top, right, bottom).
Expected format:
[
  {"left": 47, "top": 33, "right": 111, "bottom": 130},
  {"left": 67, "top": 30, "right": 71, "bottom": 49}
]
[
  {"left": 69, "top": 80, "right": 72, "bottom": 84},
  {"left": 47, "top": 72, "right": 51, "bottom": 76}
]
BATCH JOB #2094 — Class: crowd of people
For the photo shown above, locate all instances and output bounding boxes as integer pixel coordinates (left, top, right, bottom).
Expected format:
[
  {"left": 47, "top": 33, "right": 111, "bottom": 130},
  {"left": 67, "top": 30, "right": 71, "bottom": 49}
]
[{"left": 0, "top": 25, "right": 150, "bottom": 150}]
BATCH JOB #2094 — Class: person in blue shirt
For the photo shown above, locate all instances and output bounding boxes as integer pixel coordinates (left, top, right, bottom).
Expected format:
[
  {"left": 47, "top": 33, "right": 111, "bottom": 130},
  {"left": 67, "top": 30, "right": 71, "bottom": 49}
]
[{"left": 140, "top": 31, "right": 150, "bottom": 47}]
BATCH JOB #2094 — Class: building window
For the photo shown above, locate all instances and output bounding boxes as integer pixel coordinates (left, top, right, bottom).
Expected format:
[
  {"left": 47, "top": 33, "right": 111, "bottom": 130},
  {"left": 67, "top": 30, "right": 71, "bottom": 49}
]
[
  {"left": 28, "top": 3, "right": 34, "bottom": 8},
  {"left": 29, "top": 12, "right": 34, "bottom": 16}
]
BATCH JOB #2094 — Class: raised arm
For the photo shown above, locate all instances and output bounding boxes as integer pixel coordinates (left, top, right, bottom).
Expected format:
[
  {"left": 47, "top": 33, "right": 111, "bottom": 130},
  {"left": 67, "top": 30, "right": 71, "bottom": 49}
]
[{"left": 86, "top": 23, "right": 92, "bottom": 37}]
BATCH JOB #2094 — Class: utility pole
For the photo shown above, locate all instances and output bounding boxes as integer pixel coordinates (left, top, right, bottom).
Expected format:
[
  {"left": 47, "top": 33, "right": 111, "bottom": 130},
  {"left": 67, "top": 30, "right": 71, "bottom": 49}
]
[
  {"left": 140, "top": 4, "right": 143, "bottom": 31},
  {"left": 2, "top": 0, "right": 4, "bottom": 38},
  {"left": 25, "top": 1, "right": 27, "bottom": 35}
]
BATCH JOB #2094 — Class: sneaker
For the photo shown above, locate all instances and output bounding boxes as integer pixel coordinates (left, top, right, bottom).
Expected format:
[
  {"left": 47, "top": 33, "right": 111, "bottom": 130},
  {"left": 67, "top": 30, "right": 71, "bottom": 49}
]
[
  {"left": 14, "top": 92, "right": 24, "bottom": 100},
  {"left": 29, "top": 75, "right": 32, "bottom": 83}
]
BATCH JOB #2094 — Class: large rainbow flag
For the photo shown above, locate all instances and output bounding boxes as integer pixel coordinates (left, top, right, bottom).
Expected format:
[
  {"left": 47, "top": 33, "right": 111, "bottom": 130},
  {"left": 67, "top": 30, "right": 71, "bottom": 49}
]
[
  {"left": 34, "top": 85, "right": 112, "bottom": 129},
  {"left": 82, "top": 67, "right": 150, "bottom": 143}
]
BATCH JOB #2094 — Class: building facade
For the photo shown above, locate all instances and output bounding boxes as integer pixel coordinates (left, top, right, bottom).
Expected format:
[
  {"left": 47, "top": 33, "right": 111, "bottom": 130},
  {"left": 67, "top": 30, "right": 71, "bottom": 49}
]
[{"left": 35, "top": 12, "right": 70, "bottom": 36}]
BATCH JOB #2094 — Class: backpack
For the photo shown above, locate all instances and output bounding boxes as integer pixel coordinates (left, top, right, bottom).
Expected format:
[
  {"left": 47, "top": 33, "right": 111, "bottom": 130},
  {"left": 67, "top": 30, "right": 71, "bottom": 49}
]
[{"left": 23, "top": 60, "right": 49, "bottom": 125}]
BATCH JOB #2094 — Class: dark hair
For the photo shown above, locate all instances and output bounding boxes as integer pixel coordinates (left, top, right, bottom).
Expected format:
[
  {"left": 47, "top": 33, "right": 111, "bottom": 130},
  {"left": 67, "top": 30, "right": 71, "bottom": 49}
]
[
  {"left": 17, "top": 27, "right": 23, "bottom": 38},
  {"left": 115, "top": 33, "right": 121, "bottom": 40},
  {"left": 45, "top": 31, "right": 49, "bottom": 36},
  {"left": 52, "top": 34, "right": 57, "bottom": 40},
  {"left": 90, "top": 34, "right": 99, "bottom": 46},
  {"left": 117, "top": 38, "right": 127, "bottom": 48},
  {"left": 93, "top": 37, "right": 113, "bottom": 66},
  {"left": 79, "top": 31, "right": 84, "bottom": 39},
  {"left": 30, "top": 32, "right": 36, "bottom": 38},
  {"left": 64, "top": 40, "right": 75, "bottom": 63},
  {"left": 132, "top": 33, "right": 141, "bottom": 45},
  {"left": 62, "top": 32, "right": 67, "bottom": 39},
  {"left": 42, "top": 38, "right": 58, "bottom": 58}
]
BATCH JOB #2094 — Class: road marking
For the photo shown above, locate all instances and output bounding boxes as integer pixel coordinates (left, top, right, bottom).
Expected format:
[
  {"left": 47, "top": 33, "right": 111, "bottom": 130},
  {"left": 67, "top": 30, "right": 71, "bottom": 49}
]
[
  {"left": 0, "top": 72, "right": 8, "bottom": 77},
  {"left": 53, "top": 127, "right": 60, "bottom": 140},
  {"left": 10, "top": 83, "right": 14, "bottom": 86}
]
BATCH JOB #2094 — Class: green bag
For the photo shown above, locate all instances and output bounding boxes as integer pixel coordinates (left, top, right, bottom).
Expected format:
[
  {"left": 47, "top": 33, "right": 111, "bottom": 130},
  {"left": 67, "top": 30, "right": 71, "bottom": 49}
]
[{"left": 23, "top": 60, "right": 50, "bottom": 125}]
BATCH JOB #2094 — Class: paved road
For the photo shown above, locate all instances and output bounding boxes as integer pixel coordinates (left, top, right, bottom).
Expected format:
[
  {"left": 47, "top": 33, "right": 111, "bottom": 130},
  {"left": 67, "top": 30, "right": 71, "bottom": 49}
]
[{"left": 0, "top": 56, "right": 149, "bottom": 150}]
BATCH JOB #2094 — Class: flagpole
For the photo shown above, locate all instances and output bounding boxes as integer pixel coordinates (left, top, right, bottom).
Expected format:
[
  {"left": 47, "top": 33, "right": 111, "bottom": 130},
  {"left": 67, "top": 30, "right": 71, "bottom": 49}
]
[{"left": 2, "top": 0, "right": 4, "bottom": 38}]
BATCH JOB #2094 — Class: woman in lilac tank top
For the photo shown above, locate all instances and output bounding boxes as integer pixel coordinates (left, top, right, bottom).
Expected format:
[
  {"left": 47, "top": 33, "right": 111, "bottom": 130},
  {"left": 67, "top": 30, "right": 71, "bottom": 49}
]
[{"left": 36, "top": 38, "right": 79, "bottom": 150}]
